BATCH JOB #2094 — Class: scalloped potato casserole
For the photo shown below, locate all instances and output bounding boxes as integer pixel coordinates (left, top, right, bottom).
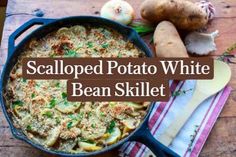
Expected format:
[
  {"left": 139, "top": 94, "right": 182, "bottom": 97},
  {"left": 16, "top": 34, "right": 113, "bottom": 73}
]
[{"left": 4, "top": 25, "right": 150, "bottom": 153}]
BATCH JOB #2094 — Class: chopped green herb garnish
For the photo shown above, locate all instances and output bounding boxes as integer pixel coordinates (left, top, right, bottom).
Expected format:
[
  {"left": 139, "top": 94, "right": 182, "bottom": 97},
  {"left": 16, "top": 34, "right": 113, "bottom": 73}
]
[
  {"left": 64, "top": 101, "right": 69, "bottom": 106},
  {"left": 65, "top": 49, "right": 77, "bottom": 57},
  {"left": 67, "top": 121, "right": 73, "bottom": 129},
  {"left": 26, "top": 125, "right": 32, "bottom": 131},
  {"left": 61, "top": 92, "right": 67, "bottom": 99},
  {"left": 117, "top": 53, "right": 122, "bottom": 58},
  {"left": 31, "top": 93, "right": 35, "bottom": 98},
  {"left": 12, "top": 100, "right": 24, "bottom": 108},
  {"left": 77, "top": 112, "right": 84, "bottom": 120},
  {"left": 102, "top": 43, "right": 109, "bottom": 48},
  {"left": 91, "top": 124, "right": 96, "bottom": 128},
  {"left": 43, "top": 111, "right": 53, "bottom": 118},
  {"left": 87, "top": 42, "right": 93, "bottom": 48},
  {"left": 100, "top": 112, "right": 105, "bottom": 117},
  {"left": 22, "top": 78, "right": 27, "bottom": 83},
  {"left": 107, "top": 120, "right": 116, "bottom": 133},
  {"left": 55, "top": 82, "right": 60, "bottom": 87},
  {"left": 48, "top": 98, "right": 56, "bottom": 108}
]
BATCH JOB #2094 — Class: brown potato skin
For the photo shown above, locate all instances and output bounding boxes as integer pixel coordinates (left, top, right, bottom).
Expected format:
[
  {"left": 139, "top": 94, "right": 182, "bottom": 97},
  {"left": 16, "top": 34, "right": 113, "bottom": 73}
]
[
  {"left": 140, "top": 0, "right": 208, "bottom": 30},
  {"left": 154, "top": 21, "right": 188, "bottom": 57}
]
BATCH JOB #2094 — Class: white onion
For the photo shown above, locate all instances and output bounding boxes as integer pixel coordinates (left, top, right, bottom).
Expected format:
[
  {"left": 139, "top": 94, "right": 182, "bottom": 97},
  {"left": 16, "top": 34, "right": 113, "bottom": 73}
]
[{"left": 101, "top": 0, "right": 134, "bottom": 25}]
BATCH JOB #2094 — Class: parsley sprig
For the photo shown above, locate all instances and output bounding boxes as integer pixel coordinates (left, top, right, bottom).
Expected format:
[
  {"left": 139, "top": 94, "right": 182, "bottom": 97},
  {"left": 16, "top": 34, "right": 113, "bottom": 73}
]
[{"left": 217, "top": 43, "right": 236, "bottom": 64}]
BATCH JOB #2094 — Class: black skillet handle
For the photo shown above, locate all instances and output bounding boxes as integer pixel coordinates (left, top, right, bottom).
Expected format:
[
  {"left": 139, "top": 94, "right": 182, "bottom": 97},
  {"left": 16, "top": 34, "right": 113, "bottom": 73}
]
[
  {"left": 130, "top": 120, "right": 180, "bottom": 157},
  {"left": 8, "top": 18, "right": 54, "bottom": 57}
]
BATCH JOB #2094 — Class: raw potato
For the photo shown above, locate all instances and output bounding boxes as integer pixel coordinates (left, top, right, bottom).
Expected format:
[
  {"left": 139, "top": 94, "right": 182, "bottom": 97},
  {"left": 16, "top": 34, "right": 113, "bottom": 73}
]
[
  {"left": 140, "top": 0, "right": 208, "bottom": 30},
  {"left": 55, "top": 101, "right": 81, "bottom": 114},
  {"left": 154, "top": 21, "right": 188, "bottom": 58},
  {"left": 45, "top": 126, "right": 61, "bottom": 147},
  {"left": 105, "top": 127, "right": 121, "bottom": 145}
]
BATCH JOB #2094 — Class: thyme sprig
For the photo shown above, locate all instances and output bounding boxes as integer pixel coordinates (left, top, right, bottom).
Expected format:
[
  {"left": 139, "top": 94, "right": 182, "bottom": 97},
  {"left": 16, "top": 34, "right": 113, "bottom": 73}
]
[
  {"left": 187, "top": 125, "right": 200, "bottom": 152},
  {"left": 172, "top": 88, "right": 193, "bottom": 97},
  {"left": 217, "top": 43, "right": 236, "bottom": 64}
]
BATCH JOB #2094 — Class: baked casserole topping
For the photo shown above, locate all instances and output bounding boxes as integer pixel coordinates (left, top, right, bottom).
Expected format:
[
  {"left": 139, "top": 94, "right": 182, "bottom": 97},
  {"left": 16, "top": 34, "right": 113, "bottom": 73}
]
[{"left": 5, "top": 25, "right": 149, "bottom": 153}]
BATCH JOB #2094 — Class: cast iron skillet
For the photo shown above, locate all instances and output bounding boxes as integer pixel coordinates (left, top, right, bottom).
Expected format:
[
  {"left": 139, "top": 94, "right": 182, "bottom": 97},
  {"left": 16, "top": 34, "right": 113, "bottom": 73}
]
[{"left": 0, "top": 16, "right": 179, "bottom": 157}]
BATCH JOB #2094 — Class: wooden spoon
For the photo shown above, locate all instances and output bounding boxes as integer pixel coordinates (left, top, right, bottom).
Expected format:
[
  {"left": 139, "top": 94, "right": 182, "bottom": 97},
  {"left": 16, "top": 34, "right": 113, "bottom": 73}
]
[{"left": 158, "top": 60, "right": 231, "bottom": 146}]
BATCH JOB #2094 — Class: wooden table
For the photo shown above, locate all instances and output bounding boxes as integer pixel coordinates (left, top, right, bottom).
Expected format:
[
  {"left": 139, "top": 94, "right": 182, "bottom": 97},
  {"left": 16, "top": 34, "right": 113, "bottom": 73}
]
[{"left": 0, "top": 0, "right": 236, "bottom": 157}]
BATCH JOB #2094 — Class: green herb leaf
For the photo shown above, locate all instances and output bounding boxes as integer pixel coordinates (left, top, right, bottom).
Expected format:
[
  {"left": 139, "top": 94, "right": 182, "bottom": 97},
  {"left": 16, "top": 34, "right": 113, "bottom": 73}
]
[
  {"left": 22, "top": 78, "right": 27, "bottom": 83},
  {"left": 55, "top": 82, "right": 60, "bottom": 87},
  {"left": 31, "top": 93, "right": 35, "bottom": 98},
  {"left": 107, "top": 120, "right": 116, "bottom": 133},
  {"left": 43, "top": 111, "right": 53, "bottom": 118},
  {"left": 117, "top": 52, "right": 122, "bottom": 58},
  {"left": 26, "top": 125, "right": 32, "bottom": 131},
  {"left": 91, "top": 124, "right": 96, "bottom": 128},
  {"left": 77, "top": 112, "right": 84, "bottom": 120},
  {"left": 12, "top": 100, "right": 24, "bottom": 108},
  {"left": 100, "top": 112, "right": 105, "bottom": 117},
  {"left": 87, "top": 42, "right": 93, "bottom": 48},
  {"left": 67, "top": 121, "right": 73, "bottom": 129},
  {"left": 102, "top": 43, "right": 109, "bottom": 48},
  {"left": 63, "top": 101, "right": 69, "bottom": 106},
  {"left": 61, "top": 92, "right": 67, "bottom": 99},
  {"left": 48, "top": 98, "right": 56, "bottom": 108},
  {"left": 65, "top": 49, "right": 77, "bottom": 57}
]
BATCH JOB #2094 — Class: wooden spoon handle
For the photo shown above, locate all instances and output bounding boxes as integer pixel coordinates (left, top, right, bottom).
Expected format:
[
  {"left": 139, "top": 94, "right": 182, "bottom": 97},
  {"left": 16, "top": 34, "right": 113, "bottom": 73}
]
[{"left": 158, "top": 93, "right": 206, "bottom": 146}]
